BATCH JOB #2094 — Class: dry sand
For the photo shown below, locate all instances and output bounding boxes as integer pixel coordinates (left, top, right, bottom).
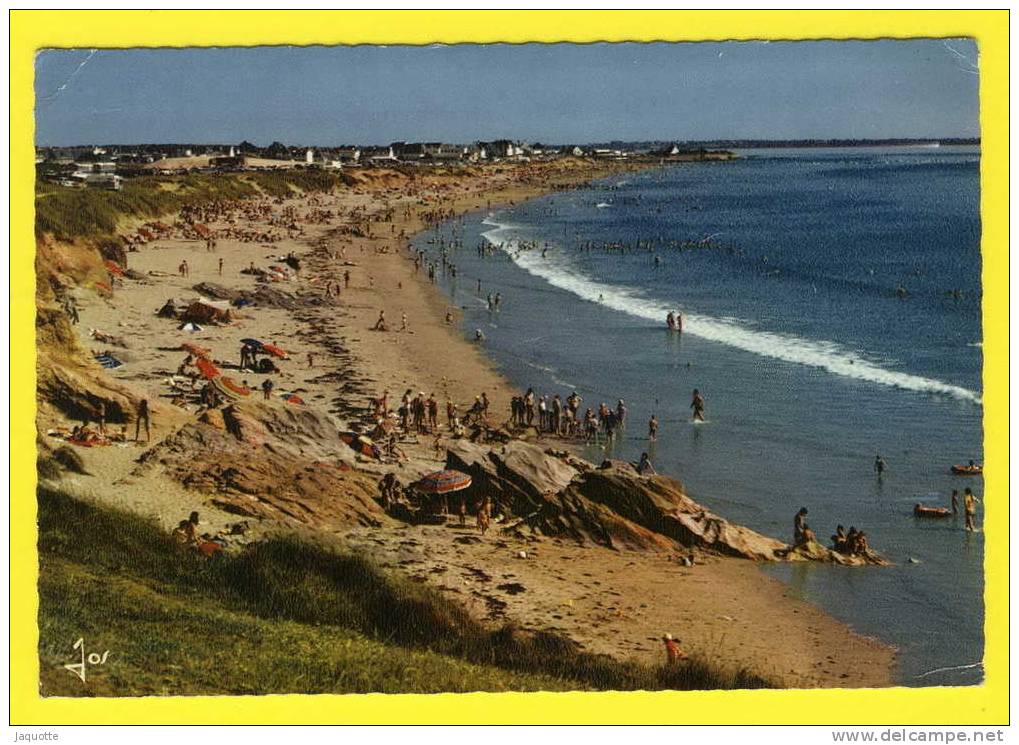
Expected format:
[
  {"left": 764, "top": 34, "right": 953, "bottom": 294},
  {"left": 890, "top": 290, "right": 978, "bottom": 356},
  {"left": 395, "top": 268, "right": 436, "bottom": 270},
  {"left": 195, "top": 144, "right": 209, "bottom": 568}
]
[{"left": 49, "top": 161, "right": 895, "bottom": 688}]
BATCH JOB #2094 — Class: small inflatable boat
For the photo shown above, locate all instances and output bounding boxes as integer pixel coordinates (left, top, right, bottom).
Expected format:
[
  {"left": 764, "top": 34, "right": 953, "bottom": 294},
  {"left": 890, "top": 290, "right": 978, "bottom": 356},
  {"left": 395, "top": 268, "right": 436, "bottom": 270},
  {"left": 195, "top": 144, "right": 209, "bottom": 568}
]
[
  {"left": 914, "top": 504, "right": 952, "bottom": 518},
  {"left": 951, "top": 464, "right": 983, "bottom": 475}
]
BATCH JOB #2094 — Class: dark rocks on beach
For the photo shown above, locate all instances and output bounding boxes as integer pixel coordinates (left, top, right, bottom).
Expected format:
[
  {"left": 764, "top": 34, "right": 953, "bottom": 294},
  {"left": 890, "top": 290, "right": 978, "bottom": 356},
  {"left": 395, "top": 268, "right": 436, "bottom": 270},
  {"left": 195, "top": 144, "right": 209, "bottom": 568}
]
[
  {"left": 137, "top": 398, "right": 385, "bottom": 529},
  {"left": 52, "top": 444, "right": 89, "bottom": 475},
  {"left": 777, "top": 537, "right": 890, "bottom": 567},
  {"left": 96, "top": 237, "right": 128, "bottom": 268},
  {"left": 190, "top": 282, "right": 328, "bottom": 311},
  {"left": 37, "top": 362, "right": 136, "bottom": 425},
  {"left": 446, "top": 439, "right": 888, "bottom": 565}
]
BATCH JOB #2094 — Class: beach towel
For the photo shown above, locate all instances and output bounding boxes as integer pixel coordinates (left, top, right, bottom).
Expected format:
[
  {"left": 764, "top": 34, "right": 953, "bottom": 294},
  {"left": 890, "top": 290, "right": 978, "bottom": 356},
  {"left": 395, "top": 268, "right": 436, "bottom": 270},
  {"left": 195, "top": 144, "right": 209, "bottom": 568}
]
[
  {"left": 94, "top": 353, "right": 123, "bottom": 369},
  {"left": 262, "top": 343, "right": 289, "bottom": 359},
  {"left": 195, "top": 357, "right": 221, "bottom": 380}
]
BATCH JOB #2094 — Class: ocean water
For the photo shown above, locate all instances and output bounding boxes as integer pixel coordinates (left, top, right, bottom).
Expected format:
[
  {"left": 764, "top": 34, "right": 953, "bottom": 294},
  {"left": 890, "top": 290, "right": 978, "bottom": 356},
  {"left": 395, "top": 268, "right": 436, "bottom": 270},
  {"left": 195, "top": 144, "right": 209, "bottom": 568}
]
[{"left": 413, "top": 147, "right": 984, "bottom": 686}]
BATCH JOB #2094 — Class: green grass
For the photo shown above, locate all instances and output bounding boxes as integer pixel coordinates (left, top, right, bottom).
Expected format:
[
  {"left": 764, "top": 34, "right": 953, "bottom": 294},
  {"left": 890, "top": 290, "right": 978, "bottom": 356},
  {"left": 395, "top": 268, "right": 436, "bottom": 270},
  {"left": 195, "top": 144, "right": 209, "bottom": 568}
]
[
  {"left": 35, "top": 170, "right": 348, "bottom": 240},
  {"left": 37, "top": 488, "right": 776, "bottom": 697}
]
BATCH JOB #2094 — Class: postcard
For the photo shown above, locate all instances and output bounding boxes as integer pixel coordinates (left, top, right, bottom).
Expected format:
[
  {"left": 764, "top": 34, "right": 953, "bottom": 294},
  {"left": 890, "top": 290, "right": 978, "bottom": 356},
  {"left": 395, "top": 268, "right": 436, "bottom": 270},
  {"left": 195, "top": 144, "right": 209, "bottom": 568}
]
[{"left": 10, "top": 9, "right": 1010, "bottom": 729}]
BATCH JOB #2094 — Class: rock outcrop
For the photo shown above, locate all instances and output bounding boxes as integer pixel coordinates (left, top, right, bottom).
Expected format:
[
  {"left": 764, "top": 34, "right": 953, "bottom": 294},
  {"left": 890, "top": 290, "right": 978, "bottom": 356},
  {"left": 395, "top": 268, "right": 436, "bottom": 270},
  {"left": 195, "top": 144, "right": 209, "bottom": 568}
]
[
  {"left": 189, "top": 282, "right": 332, "bottom": 311},
  {"left": 137, "top": 399, "right": 384, "bottom": 529},
  {"left": 219, "top": 399, "right": 357, "bottom": 463},
  {"left": 446, "top": 439, "right": 887, "bottom": 565}
]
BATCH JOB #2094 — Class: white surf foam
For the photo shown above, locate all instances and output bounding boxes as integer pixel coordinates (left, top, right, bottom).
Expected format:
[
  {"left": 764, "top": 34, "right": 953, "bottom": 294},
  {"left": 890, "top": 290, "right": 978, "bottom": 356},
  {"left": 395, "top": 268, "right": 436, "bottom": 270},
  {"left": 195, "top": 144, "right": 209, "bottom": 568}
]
[{"left": 481, "top": 218, "right": 982, "bottom": 405}]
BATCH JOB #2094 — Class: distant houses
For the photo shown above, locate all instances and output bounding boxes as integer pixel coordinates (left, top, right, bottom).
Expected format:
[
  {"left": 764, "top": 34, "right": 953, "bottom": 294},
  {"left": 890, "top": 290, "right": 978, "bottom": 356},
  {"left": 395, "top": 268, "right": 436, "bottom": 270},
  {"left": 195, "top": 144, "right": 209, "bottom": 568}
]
[{"left": 35, "top": 136, "right": 641, "bottom": 187}]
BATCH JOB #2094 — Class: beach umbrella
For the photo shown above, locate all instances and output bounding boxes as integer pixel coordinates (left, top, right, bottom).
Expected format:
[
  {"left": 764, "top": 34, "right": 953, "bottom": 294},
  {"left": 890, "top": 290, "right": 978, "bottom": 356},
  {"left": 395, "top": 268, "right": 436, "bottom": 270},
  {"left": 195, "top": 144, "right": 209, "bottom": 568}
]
[
  {"left": 240, "top": 338, "right": 264, "bottom": 349},
  {"left": 416, "top": 470, "right": 472, "bottom": 494}
]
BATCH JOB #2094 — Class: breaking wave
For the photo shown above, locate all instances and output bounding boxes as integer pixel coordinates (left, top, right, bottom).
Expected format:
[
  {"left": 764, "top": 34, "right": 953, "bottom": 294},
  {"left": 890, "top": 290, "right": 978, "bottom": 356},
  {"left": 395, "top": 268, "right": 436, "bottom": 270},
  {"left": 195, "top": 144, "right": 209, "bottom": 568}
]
[{"left": 482, "top": 218, "right": 982, "bottom": 405}]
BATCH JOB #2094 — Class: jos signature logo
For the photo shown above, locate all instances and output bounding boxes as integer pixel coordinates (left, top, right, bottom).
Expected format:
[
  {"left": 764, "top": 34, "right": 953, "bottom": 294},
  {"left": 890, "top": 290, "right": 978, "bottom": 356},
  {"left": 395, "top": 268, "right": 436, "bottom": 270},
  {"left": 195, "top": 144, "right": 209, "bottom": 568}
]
[{"left": 63, "top": 637, "right": 110, "bottom": 683}]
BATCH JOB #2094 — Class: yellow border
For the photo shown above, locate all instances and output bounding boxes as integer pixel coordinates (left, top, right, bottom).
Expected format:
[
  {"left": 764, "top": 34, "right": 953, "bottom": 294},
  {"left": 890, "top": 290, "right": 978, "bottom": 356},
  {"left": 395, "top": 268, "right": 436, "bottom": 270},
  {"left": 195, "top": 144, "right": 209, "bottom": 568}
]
[{"left": 11, "top": 10, "right": 1009, "bottom": 725}]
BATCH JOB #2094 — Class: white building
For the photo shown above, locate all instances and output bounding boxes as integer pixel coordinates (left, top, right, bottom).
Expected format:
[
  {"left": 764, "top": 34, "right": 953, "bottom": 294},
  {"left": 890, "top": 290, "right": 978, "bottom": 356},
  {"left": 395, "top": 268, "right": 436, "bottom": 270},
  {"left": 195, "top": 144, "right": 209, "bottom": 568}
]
[{"left": 71, "top": 171, "right": 122, "bottom": 190}]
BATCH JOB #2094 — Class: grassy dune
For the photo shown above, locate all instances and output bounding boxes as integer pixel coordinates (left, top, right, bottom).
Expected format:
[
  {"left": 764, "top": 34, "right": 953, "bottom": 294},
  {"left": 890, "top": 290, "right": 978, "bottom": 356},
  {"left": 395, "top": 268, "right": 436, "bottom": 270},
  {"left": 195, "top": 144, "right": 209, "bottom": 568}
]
[
  {"left": 37, "top": 488, "right": 776, "bottom": 697},
  {"left": 34, "top": 170, "right": 350, "bottom": 240}
]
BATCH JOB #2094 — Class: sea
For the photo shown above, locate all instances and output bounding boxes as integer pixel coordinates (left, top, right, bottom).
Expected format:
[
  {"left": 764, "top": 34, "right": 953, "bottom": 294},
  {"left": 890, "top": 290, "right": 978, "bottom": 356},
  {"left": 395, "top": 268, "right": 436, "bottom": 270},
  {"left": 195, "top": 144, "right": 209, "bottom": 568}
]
[{"left": 412, "top": 146, "right": 984, "bottom": 686}]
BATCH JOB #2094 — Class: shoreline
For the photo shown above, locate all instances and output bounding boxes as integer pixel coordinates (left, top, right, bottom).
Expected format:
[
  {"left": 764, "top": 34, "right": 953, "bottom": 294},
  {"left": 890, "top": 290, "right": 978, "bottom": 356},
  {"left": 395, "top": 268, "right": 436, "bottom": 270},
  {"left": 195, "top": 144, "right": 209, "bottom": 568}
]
[
  {"left": 42, "top": 160, "right": 895, "bottom": 688},
  {"left": 295, "top": 164, "right": 897, "bottom": 687}
]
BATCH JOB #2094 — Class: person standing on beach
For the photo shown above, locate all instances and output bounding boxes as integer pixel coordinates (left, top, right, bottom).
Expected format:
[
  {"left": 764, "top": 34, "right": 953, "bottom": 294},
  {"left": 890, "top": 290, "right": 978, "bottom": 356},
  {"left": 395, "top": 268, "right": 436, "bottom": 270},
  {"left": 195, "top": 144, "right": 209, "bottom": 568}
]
[
  {"left": 218, "top": 258, "right": 223, "bottom": 276},
  {"left": 63, "top": 295, "right": 79, "bottom": 325},
  {"left": 427, "top": 394, "right": 439, "bottom": 431},
  {"left": 567, "top": 392, "right": 582, "bottom": 422},
  {"left": 964, "top": 488, "right": 979, "bottom": 532},
  {"left": 690, "top": 389, "right": 705, "bottom": 422},
  {"left": 551, "top": 394, "right": 563, "bottom": 435},
  {"left": 373, "top": 310, "right": 387, "bottom": 331},
  {"left": 524, "top": 388, "right": 535, "bottom": 426},
  {"left": 261, "top": 379, "right": 274, "bottom": 401},
  {"left": 344, "top": 270, "right": 351, "bottom": 289},
  {"left": 400, "top": 390, "right": 412, "bottom": 431},
  {"left": 134, "top": 399, "right": 151, "bottom": 443},
  {"left": 95, "top": 402, "right": 106, "bottom": 436}
]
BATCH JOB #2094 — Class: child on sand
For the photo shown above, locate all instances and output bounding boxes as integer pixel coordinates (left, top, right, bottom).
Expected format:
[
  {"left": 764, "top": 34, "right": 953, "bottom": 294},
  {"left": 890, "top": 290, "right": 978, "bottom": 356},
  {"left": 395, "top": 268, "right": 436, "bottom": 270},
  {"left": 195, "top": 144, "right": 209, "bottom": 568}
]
[{"left": 662, "top": 633, "right": 687, "bottom": 665}]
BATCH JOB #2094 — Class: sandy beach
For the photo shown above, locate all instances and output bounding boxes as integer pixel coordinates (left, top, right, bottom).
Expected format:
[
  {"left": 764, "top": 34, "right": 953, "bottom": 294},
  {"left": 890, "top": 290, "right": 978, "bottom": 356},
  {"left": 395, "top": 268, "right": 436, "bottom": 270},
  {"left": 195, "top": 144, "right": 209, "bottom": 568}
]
[{"left": 42, "top": 160, "right": 895, "bottom": 689}]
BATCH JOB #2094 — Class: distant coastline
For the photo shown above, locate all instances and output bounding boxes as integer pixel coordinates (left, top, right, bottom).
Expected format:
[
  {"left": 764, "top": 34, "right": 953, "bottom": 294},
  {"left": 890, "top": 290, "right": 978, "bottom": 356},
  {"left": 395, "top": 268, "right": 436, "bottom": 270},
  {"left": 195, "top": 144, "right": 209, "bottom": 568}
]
[{"left": 587, "top": 137, "right": 979, "bottom": 150}]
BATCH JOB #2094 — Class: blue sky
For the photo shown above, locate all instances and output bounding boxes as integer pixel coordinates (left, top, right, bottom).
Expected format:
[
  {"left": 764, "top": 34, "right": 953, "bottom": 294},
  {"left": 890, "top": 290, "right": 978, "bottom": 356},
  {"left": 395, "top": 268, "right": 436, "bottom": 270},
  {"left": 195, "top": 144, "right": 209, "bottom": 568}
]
[{"left": 34, "top": 40, "right": 980, "bottom": 146}]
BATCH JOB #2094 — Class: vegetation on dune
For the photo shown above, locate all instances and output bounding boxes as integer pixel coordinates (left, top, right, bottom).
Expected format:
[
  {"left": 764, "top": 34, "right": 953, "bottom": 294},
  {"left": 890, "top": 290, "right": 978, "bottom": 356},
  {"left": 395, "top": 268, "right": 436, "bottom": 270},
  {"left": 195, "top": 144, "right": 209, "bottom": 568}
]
[
  {"left": 37, "top": 488, "right": 777, "bottom": 697},
  {"left": 34, "top": 170, "right": 350, "bottom": 240}
]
